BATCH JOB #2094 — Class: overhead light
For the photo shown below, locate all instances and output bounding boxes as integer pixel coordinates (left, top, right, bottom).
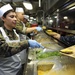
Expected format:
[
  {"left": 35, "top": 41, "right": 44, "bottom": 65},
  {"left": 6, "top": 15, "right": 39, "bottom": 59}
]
[
  {"left": 49, "top": 20, "right": 53, "bottom": 23},
  {"left": 39, "top": 0, "right": 41, "bottom": 7},
  {"left": 34, "top": 18, "right": 36, "bottom": 20},
  {"left": 63, "top": 16, "right": 68, "bottom": 19},
  {"left": 54, "top": 16, "right": 57, "bottom": 18},
  {"left": 23, "top": 2, "right": 33, "bottom": 10},
  {"left": 30, "top": 17, "right": 34, "bottom": 19},
  {"left": 69, "top": 6, "right": 75, "bottom": 10}
]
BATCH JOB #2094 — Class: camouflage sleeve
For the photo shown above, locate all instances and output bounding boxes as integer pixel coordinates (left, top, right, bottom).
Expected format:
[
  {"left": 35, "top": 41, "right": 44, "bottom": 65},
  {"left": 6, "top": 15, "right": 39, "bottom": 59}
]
[
  {"left": 26, "top": 22, "right": 31, "bottom": 27},
  {"left": 0, "top": 32, "right": 29, "bottom": 57},
  {"left": 15, "top": 20, "right": 27, "bottom": 34}
]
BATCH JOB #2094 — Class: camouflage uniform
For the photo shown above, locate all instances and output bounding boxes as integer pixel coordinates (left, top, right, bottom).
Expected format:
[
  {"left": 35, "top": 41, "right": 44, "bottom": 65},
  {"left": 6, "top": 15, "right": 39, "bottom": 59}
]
[
  {"left": 15, "top": 20, "right": 30, "bottom": 74},
  {"left": 0, "top": 26, "right": 29, "bottom": 57},
  {"left": 16, "top": 20, "right": 27, "bottom": 34},
  {"left": 0, "top": 25, "right": 30, "bottom": 75},
  {"left": 16, "top": 20, "right": 30, "bottom": 39},
  {"left": 25, "top": 22, "right": 31, "bottom": 27}
]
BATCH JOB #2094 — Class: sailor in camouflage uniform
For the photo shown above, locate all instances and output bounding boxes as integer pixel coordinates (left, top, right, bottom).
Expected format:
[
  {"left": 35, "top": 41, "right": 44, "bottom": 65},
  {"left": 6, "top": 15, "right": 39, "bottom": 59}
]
[
  {"left": 23, "top": 15, "right": 31, "bottom": 38},
  {"left": 0, "top": 4, "right": 43, "bottom": 75},
  {"left": 15, "top": 8, "right": 44, "bottom": 75},
  {"left": 15, "top": 7, "right": 42, "bottom": 34}
]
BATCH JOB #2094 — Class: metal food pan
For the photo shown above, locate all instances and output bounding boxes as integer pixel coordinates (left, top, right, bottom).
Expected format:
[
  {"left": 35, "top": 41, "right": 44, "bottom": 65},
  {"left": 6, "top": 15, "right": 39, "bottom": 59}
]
[{"left": 33, "top": 59, "right": 55, "bottom": 75}]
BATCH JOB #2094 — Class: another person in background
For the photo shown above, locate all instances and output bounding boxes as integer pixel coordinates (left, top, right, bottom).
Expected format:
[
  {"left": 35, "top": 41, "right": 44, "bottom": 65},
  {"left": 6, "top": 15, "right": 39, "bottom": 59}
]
[
  {"left": 49, "top": 32, "right": 75, "bottom": 47},
  {"left": 23, "top": 15, "right": 31, "bottom": 38},
  {"left": 0, "top": 4, "right": 43, "bottom": 75},
  {"left": 15, "top": 7, "right": 43, "bottom": 74},
  {"left": 23, "top": 15, "right": 31, "bottom": 27},
  {"left": 15, "top": 8, "right": 43, "bottom": 73},
  {"left": 15, "top": 7, "right": 42, "bottom": 34}
]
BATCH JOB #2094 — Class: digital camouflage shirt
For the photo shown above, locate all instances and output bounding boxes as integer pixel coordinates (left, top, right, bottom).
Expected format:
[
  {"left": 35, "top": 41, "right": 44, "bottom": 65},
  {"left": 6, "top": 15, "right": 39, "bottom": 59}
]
[
  {"left": 15, "top": 20, "right": 27, "bottom": 34},
  {"left": 0, "top": 26, "right": 29, "bottom": 57},
  {"left": 25, "top": 22, "right": 31, "bottom": 27}
]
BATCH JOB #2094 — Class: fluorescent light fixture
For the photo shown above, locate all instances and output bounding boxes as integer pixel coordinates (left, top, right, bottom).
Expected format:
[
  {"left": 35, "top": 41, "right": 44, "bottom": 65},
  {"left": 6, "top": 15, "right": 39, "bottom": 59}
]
[
  {"left": 69, "top": 6, "right": 75, "bottom": 10},
  {"left": 48, "top": 19, "right": 53, "bottom": 24},
  {"left": 34, "top": 18, "right": 36, "bottom": 20},
  {"left": 49, "top": 20, "right": 53, "bottom": 23},
  {"left": 30, "top": 17, "right": 34, "bottom": 19},
  {"left": 63, "top": 16, "right": 68, "bottom": 19},
  {"left": 23, "top": 2, "right": 33, "bottom": 10},
  {"left": 39, "top": 0, "right": 41, "bottom": 7},
  {"left": 54, "top": 16, "right": 57, "bottom": 18}
]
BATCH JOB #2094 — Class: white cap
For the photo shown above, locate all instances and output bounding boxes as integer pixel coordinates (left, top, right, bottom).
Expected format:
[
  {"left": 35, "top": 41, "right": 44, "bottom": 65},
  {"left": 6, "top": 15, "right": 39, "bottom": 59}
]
[
  {"left": 15, "top": 7, "right": 24, "bottom": 13},
  {"left": 0, "top": 4, "right": 13, "bottom": 17},
  {"left": 24, "top": 15, "right": 29, "bottom": 20}
]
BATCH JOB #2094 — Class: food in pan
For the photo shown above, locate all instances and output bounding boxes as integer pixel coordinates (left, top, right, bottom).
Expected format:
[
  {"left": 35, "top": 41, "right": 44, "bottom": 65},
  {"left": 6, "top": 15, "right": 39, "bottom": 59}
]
[
  {"left": 37, "top": 63, "right": 53, "bottom": 71},
  {"left": 37, "top": 62, "right": 54, "bottom": 75},
  {"left": 46, "top": 30, "right": 52, "bottom": 32},
  {"left": 42, "top": 26, "right": 46, "bottom": 29},
  {"left": 37, "top": 51, "right": 61, "bottom": 59},
  {"left": 46, "top": 30, "right": 57, "bottom": 36},
  {"left": 60, "top": 48, "right": 73, "bottom": 54}
]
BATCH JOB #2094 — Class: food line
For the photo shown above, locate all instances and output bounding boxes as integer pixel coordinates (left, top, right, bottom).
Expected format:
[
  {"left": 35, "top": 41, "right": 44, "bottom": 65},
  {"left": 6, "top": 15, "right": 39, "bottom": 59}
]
[{"left": 25, "top": 30, "right": 75, "bottom": 75}]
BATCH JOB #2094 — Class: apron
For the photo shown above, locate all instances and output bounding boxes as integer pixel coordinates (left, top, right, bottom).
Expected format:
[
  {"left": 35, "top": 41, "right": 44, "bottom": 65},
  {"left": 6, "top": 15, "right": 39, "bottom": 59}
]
[
  {"left": 0, "top": 27, "right": 26, "bottom": 75},
  {"left": 18, "top": 34, "right": 28, "bottom": 64},
  {"left": 19, "top": 22, "right": 29, "bottom": 64}
]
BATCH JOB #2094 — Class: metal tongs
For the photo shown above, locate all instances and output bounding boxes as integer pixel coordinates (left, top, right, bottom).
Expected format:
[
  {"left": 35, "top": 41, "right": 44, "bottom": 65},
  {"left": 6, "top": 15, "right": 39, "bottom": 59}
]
[
  {"left": 40, "top": 43, "right": 47, "bottom": 53},
  {"left": 40, "top": 43, "right": 56, "bottom": 53}
]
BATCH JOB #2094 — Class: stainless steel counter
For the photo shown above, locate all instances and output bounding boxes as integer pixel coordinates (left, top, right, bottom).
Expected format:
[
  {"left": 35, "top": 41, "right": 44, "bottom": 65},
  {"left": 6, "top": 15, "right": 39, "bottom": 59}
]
[
  {"left": 34, "top": 31, "right": 64, "bottom": 51},
  {"left": 23, "top": 31, "right": 75, "bottom": 75},
  {"left": 24, "top": 55, "right": 75, "bottom": 75}
]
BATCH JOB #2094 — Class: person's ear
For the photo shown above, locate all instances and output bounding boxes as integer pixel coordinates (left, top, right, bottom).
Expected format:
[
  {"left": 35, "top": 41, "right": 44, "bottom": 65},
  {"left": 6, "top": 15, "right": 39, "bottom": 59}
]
[{"left": 1, "top": 17, "right": 5, "bottom": 21}]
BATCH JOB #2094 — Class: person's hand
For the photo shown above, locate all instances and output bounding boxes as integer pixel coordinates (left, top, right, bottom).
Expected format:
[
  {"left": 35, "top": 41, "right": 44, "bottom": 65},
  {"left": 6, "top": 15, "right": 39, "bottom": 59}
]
[
  {"left": 28, "top": 40, "right": 44, "bottom": 48},
  {"left": 36, "top": 26, "right": 42, "bottom": 31}
]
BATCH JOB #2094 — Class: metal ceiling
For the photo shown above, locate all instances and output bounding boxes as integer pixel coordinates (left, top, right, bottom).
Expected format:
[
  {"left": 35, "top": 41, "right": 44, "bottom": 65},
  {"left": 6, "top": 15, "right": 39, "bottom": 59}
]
[
  {"left": 1, "top": 0, "right": 73, "bottom": 18},
  {"left": 44, "top": 0, "right": 75, "bottom": 17},
  {"left": 59, "top": 0, "right": 75, "bottom": 17},
  {"left": 0, "top": 0, "right": 41, "bottom": 17}
]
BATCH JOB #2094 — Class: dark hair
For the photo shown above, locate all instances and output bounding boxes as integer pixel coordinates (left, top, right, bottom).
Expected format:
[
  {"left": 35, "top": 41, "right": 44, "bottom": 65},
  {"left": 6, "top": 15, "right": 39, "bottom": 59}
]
[{"left": 3, "top": 9, "right": 15, "bottom": 18}]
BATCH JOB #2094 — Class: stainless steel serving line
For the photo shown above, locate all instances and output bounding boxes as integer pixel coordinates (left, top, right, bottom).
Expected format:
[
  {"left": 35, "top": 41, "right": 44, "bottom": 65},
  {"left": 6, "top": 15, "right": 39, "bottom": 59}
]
[{"left": 23, "top": 31, "right": 75, "bottom": 75}]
